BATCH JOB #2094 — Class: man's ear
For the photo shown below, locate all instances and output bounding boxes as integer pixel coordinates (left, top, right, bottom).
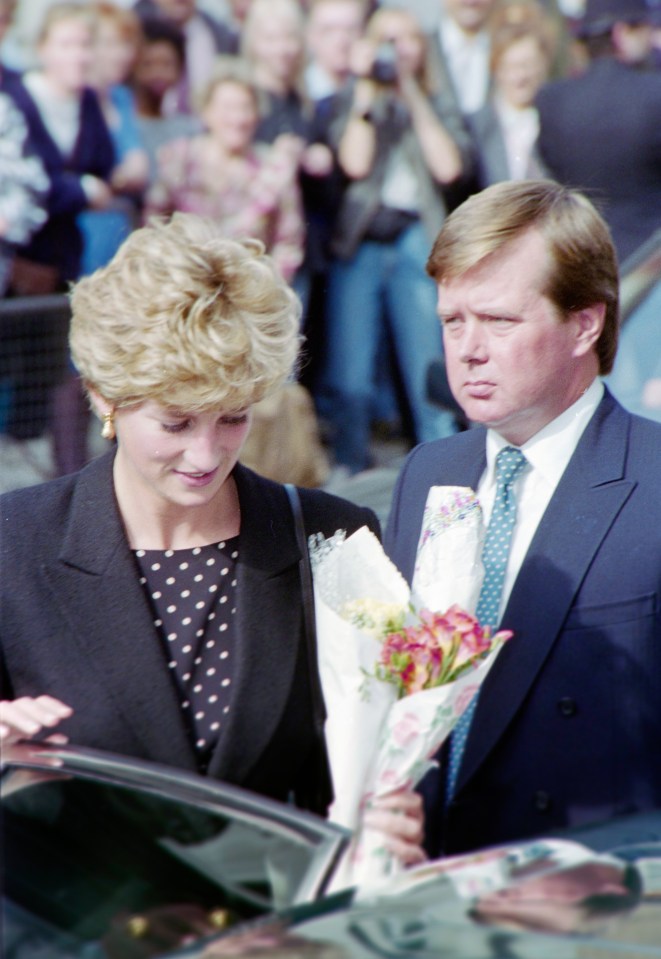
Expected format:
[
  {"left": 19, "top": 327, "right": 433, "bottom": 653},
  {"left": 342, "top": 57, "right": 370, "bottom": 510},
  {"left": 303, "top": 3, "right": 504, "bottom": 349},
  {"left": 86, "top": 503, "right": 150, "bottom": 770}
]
[{"left": 572, "top": 302, "right": 606, "bottom": 358}]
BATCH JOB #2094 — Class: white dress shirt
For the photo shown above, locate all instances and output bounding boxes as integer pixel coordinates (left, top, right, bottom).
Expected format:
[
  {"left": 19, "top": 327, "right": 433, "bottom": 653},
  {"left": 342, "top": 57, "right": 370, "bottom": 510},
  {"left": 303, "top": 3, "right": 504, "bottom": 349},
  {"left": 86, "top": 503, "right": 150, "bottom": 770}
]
[
  {"left": 476, "top": 378, "right": 604, "bottom": 622},
  {"left": 438, "top": 14, "right": 490, "bottom": 115}
]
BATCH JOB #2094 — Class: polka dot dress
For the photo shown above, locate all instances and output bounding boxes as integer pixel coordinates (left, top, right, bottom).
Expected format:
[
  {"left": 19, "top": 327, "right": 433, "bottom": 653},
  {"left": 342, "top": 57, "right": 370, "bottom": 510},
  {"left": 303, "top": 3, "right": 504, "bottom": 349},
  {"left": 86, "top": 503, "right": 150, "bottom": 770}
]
[{"left": 134, "top": 538, "right": 239, "bottom": 772}]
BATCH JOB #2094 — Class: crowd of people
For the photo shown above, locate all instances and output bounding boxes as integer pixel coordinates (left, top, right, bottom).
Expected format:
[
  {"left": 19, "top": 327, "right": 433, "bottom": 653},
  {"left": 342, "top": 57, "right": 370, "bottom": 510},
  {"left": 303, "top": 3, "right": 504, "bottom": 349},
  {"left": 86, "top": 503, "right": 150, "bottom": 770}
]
[
  {"left": 1, "top": 0, "right": 661, "bottom": 913},
  {"left": 1, "top": 0, "right": 659, "bottom": 480}
]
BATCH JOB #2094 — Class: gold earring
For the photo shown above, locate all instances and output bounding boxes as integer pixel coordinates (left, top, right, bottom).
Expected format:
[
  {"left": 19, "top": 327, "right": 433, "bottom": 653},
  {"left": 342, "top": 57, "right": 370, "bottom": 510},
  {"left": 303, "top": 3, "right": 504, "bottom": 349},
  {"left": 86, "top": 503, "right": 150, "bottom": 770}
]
[{"left": 101, "top": 410, "right": 115, "bottom": 441}]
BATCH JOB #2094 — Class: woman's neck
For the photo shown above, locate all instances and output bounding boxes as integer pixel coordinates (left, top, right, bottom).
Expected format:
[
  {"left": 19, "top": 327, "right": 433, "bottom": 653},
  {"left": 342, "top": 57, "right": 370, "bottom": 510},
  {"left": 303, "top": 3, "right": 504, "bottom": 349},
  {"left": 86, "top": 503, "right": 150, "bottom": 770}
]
[{"left": 113, "top": 464, "right": 242, "bottom": 551}]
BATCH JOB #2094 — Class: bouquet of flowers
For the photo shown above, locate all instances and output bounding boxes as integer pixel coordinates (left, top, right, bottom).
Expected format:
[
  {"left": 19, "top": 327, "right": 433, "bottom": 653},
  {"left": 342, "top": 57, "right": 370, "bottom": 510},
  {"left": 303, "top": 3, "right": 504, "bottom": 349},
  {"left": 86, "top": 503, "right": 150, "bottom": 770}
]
[{"left": 309, "top": 487, "right": 513, "bottom": 892}]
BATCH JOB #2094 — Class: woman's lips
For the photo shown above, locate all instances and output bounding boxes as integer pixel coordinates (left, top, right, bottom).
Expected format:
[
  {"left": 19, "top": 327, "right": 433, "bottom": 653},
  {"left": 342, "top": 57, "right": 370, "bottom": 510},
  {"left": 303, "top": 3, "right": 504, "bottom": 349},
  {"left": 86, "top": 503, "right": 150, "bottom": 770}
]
[{"left": 174, "top": 468, "right": 219, "bottom": 488}]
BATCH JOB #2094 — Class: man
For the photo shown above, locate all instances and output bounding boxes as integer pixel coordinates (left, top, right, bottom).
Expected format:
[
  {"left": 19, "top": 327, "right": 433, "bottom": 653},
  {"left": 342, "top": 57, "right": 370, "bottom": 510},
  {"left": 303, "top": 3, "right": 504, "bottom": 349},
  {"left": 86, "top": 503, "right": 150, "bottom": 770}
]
[
  {"left": 428, "top": 0, "right": 499, "bottom": 117},
  {"left": 385, "top": 179, "right": 661, "bottom": 857},
  {"left": 304, "top": 0, "right": 367, "bottom": 101},
  {"left": 536, "top": 0, "right": 661, "bottom": 265}
]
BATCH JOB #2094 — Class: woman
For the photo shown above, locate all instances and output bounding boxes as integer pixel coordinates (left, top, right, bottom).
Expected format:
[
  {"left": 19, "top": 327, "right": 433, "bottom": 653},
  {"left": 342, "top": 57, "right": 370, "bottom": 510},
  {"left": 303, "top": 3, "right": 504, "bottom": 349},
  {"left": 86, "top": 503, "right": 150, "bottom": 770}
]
[
  {"left": 5, "top": 2, "right": 116, "bottom": 479},
  {"left": 467, "top": 2, "right": 555, "bottom": 189},
  {"left": 0, "top": 213, "right": 422, "bottom": 863},
  {"left": 78, "top": 0, "right": 150, "bottom": 274},
  {"left": 321, "top": 6, "right": 473, "bottom": 474},
  {"left": 240, "top": 0, "right": 310, "bottom": 145},
  {"left": 145, "top": 56, "right": 305, "bottom": 284},
  {"left": 6, "top": 1, "right": 114, "bottom": 292},
  {"left": 129, "top": 16, "right": 203, "bottom": 183}
]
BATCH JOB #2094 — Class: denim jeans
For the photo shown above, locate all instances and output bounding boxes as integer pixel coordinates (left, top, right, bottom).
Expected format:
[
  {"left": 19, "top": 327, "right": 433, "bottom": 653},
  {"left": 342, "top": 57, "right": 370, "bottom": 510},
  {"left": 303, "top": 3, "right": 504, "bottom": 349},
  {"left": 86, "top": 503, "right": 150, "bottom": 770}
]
[{"left": 324, "top": 220, "right": 458, "bottom": 472}]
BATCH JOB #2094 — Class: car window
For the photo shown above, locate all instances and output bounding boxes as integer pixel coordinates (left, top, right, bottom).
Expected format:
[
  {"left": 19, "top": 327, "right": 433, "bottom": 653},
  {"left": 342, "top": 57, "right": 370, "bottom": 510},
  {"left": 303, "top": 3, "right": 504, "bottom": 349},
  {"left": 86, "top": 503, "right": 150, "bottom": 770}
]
[{"left": 1, "top": 765, "right": 326, "bottom": 959}]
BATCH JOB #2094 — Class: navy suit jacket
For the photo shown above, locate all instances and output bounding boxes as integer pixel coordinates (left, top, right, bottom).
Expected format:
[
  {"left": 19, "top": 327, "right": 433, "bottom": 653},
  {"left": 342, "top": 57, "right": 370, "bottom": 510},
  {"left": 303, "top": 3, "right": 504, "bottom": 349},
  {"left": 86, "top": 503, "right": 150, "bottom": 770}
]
[
  {"left": 536, "top": 58, "right": 661, "bottom": 265},
  {"left": 385, "top": 390, "right": 661, "bottom": 855},
  {"left": 0, "top": 453, "right": 379, "bottom": 814}
]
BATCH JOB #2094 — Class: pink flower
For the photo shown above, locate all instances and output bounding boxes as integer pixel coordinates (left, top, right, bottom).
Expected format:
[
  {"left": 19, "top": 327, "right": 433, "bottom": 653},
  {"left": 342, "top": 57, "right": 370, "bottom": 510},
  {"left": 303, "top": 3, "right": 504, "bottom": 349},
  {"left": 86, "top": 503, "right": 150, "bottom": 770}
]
[
  {"left": 375, "top": 604, "right": 513, "bottom": 699},
  {"left": 391, "top": 712, "right": 420, "bottom": 748}
]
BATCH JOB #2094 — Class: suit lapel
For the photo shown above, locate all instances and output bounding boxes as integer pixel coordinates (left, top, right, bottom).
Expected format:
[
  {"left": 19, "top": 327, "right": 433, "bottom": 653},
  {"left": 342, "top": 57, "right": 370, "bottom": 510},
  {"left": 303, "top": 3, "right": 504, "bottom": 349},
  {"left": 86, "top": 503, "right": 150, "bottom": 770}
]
[
  {"left": 207, "top": 467, "right": 303, "bottom": 785},
  {"left": 458, "top": 393, "right": 635, "bottom": 791},
  {"left": 42, "top": 453, "right": 197, "bottom": 770}
]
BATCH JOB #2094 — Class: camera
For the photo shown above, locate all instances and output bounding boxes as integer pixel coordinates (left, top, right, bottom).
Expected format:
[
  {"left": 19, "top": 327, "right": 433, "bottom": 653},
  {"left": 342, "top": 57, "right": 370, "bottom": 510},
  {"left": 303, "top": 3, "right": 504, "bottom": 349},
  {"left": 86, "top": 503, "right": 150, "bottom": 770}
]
[{"left": 370, "top": 40, "right": 398, "bottom": 85}]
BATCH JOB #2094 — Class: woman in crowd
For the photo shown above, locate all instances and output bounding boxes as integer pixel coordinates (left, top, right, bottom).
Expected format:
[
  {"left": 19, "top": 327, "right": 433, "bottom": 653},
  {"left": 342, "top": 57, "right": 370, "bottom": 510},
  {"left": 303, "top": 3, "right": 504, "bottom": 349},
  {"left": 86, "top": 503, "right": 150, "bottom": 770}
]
[
  {"left": 6, "top": 1, "right": 114, "bottom": 293},
  {"left": 240, "top": 0, "right": 310, "bottom": 144},
  {"left": 130, "top": 16, "right": 203, "bottom": 184},
  {"left": 0, "top": 89, "right": 48, "bottom": 296},
  {"left": 321, "top": 6, "right": 473, "bottom": 474},
  {"left": 5, "top": 2, "right": 115, "bottom": 478},
  {"left": 145, "top": 56, "right": 305, "bottom": 284},
  {"left": 79, "top": 0, "right": 150, "bottom": 274},
  {"left": 0, "top": 213, "right": 423, "bottom": 864},
  {"left": 467, "top": 2, "right": 554, "bottom": 189}
]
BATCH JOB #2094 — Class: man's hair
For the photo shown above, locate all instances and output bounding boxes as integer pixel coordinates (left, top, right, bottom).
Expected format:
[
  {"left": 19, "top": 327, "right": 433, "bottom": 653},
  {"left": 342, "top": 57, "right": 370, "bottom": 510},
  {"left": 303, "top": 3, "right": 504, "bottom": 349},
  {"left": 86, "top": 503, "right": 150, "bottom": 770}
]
[{"left": 426, "top": 180, "right": 620, "bottom": 374}]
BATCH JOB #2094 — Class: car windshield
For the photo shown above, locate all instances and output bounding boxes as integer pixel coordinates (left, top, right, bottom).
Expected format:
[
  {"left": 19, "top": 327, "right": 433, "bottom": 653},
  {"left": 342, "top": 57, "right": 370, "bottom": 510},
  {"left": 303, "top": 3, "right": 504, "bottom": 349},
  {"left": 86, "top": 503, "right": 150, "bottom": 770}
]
[{"left": 1, "top": 760, "right": 336, "bottom": 958}]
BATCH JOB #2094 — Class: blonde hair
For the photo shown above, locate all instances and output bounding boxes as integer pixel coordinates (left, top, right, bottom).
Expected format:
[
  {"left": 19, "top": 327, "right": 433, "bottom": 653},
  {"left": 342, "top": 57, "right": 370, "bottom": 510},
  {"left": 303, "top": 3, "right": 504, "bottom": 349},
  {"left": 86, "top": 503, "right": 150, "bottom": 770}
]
[
  {"left": 426, "top": 180, "right": 620, "bottom": 374},
  {"left": 240, "top": 0, "right": 306, "bottom": 81},
  {"left": 196, "top": 54, "right": 265, "bottom": 116},
  {"left": 489, "top": 1, "right": 556, "bottom": 72},
  {"left": 37, "top": 1, "right": 94, "bottom": 45},
  {"left": 90, "top": 1, "right": 142, "bottom": 46},
  {"left": 70, "top": 213, "right": 302, "bottom": 412}
]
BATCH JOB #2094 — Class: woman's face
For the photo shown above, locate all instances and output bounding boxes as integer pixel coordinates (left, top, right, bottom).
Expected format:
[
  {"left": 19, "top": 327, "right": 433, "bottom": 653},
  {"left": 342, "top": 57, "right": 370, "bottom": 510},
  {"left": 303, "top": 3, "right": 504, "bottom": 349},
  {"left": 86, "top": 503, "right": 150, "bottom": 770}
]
[
  {"left": 494, "top": 35, "right": 549, "bottom": 109},
  {"left": 109, "top": 400, "right": 253, "bottom": 514},
  {"left": 92, "top": 20, "right": 138, "bottom": 90},
  {"left": 203, "top": 81, "right": 259, "bottom": 153},
  {"left": 38, "top": 17, "right": 94, "bottom": 94},
  {"left": 248, "top": 16, "right": 303, "bottom": 87},
  {"left": 132, "top": 40, "right": 183, "bottom": 101}
]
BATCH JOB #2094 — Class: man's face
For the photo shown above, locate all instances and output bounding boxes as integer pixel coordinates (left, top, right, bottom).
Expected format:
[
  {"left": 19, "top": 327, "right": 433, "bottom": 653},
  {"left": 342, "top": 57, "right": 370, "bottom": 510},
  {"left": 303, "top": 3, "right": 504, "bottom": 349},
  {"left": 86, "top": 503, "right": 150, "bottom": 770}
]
[
  {"left": 306, "top": 0, "right": 364, "bottom": 80},
  {"left": 438, "top": 229, "right": 602, "bottom": 445},
  {"left": 443, "top": 0, "right": 497, "bottom": 34}
]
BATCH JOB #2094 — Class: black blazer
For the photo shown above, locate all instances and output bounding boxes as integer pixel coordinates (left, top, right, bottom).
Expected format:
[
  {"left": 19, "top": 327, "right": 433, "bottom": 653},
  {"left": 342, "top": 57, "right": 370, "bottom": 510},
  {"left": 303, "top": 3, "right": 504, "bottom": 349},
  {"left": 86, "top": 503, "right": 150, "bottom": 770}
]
[{"left": 0, "top": 453, "right": 379, "bottom": 813}]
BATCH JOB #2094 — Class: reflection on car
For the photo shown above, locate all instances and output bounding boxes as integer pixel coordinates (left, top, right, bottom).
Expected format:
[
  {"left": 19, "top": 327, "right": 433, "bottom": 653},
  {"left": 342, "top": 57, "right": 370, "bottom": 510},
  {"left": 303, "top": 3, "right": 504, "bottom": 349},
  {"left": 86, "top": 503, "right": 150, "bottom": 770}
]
[{"left": 3, "top": 742, "right": 661, "bottom": 958}]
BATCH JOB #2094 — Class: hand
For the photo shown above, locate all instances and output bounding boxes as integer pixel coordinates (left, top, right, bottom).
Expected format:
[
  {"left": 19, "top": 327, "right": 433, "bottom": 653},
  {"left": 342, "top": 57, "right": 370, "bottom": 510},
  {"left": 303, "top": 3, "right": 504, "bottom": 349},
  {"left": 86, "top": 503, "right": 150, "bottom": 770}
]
[
  {"left": 300, "top": 143, "right": 333, "bottom": 177},
  {"left": 363, "top": 788, "right": 427, "bottom": 867},
  {"left": 0, "top": 695, "right": 73, "bottom": 745}
]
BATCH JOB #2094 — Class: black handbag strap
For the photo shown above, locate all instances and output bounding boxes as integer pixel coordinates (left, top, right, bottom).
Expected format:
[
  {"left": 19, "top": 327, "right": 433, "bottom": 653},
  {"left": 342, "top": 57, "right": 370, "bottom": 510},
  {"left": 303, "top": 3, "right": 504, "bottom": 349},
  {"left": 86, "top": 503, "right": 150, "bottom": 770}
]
[
  {"left": 284, "top": 483, "right": 327, "bottom": 727},
  {"left": 285, "top": 483, "right": 333, "bottom": 813}
]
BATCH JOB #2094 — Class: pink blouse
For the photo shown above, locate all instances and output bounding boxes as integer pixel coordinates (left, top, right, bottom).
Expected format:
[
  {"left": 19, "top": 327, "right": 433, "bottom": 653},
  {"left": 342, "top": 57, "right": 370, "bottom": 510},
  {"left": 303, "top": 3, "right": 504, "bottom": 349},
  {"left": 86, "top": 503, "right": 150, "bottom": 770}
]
[{"left": 146, "top": 137, "right": 305, "bottom": 282}]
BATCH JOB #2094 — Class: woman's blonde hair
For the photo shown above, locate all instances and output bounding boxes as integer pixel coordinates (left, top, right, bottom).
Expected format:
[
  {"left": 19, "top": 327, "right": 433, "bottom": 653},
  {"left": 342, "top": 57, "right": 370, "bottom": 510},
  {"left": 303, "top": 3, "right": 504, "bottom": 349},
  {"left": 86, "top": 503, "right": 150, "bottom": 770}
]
[
  {"left": 70, "top": 213, "right": 302, "bottom": 412},
  {"left": 240, "top": 0, "right": 306, "bottom": 83},
  {"left": 196, "top": 54, "right": 265, "bottom": 116},
  {"left": 37, "top": 1, "right": 94, "bottom": 45}
]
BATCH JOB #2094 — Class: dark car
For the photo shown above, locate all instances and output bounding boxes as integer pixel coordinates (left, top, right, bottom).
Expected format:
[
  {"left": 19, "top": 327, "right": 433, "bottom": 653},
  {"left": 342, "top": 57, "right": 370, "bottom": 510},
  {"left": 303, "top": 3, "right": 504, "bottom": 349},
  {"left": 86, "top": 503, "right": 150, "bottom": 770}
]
[{"left": 3, "top": 741, "right": 661, "bottom": 958}]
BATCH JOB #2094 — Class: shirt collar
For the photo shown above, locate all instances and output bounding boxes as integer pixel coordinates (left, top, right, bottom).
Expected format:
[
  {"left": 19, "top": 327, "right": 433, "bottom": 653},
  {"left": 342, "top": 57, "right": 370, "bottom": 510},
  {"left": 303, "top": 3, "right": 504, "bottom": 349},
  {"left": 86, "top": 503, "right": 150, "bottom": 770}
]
[
  {"left": 485, "top": 378, "right": 605, "bottom": 486},
  {"left": 439, "top": 14, "right": 490, "bottom": 55}
]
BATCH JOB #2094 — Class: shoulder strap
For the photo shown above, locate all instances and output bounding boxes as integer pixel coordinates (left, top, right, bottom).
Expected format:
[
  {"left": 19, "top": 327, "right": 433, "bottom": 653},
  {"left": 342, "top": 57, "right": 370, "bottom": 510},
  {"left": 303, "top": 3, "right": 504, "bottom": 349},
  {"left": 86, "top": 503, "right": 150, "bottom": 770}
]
[
  {"left": 284, "top": 482, "right": 327, "bottom": 726},
  {"left": 285, "top": 483, "right": 333, "bottom": 814}
]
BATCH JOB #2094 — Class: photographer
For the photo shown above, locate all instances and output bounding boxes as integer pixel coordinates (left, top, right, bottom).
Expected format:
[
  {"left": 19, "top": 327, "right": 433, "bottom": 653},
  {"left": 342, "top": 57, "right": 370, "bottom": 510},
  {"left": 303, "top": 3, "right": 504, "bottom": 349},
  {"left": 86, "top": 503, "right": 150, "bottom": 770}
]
[{"left": 320, "top": 6, "right": 473, "bottom": 475}]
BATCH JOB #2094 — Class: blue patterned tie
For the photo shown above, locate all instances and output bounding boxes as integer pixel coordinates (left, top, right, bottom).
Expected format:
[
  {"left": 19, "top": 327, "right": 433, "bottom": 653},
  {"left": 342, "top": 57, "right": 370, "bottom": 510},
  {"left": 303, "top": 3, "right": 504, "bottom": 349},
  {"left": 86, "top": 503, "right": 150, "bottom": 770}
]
[{"left": 445, "top": 445, "right": 528, "bottom": 802}]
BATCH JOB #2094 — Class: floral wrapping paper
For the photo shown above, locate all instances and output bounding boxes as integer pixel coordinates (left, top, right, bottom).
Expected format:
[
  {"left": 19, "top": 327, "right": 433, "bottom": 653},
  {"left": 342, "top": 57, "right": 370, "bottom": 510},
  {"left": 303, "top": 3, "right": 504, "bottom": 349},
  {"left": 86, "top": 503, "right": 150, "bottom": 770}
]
[{"left": 310, "top": 487, "right": 509, "bottom": 892}]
